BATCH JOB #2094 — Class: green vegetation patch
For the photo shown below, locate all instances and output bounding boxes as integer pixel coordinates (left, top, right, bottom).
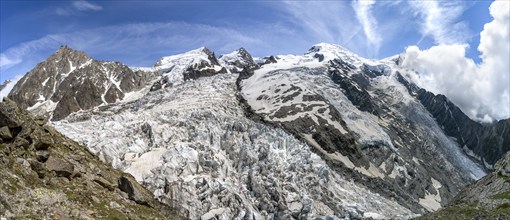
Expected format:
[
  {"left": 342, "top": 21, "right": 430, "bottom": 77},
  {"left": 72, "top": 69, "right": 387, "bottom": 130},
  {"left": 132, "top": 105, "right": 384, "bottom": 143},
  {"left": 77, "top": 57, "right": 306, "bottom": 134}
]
[{"left": 491, "top": 191, "right": 510, "bottom": 200}]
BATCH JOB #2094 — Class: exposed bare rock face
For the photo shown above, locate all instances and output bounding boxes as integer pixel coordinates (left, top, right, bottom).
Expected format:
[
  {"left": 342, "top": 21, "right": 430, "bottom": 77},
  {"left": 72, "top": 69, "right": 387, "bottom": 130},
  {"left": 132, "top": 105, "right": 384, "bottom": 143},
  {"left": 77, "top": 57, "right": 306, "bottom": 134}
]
[
  {"left": 398, "top": 73, "right": 510, "bottom": 168},
  {"left": 8, "top": 45, "right": 152, "bottom": 121}
]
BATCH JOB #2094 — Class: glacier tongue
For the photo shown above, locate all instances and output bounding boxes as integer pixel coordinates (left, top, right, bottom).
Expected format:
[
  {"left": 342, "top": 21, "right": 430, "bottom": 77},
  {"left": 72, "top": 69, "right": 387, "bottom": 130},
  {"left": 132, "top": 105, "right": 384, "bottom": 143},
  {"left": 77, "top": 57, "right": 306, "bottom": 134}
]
[{"left": 54, "top": 74, "right": 414, "bottom": 219}]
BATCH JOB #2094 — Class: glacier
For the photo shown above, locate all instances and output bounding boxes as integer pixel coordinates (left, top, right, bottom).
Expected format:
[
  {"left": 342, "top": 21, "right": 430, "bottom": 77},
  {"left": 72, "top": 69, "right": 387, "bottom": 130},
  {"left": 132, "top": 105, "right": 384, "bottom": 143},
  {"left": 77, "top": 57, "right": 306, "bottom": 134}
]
[
  {"left": 41, "top": 43, "right": 489, "bottom": 219},
  {"left": 54, "top": 74, "right": 414, "bottom": 219}
]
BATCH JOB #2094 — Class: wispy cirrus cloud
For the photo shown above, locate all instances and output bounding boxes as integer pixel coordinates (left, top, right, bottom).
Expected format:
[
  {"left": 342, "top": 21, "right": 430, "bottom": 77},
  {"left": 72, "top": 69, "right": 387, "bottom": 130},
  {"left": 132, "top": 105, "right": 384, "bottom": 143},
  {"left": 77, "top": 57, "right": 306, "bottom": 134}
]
[
  {"left": 352, "top": 0, "right": 381, "bottom": 56},
  {"left": 56, "top": 0, "right": 103, "bottom": 16},
  {"left": 408, "top": 1, "right": 470, "bottom": 45},
  {"left": 73, "top": 1, "right": 103, "bottom": 11},
  {"left": 280, "top": 1, "right": 370, "bottom": 57}
]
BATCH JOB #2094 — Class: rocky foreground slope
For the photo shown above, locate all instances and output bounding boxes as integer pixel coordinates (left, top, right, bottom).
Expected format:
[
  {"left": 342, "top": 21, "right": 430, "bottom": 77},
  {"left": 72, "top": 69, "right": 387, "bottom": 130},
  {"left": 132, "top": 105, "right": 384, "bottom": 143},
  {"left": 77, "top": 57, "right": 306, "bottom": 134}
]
[
  {"left": 0, "top": 98, "right": 182, "bottom": 219},
  {"left": 419, "top": 153, "right": 510, "bottom": 219}
]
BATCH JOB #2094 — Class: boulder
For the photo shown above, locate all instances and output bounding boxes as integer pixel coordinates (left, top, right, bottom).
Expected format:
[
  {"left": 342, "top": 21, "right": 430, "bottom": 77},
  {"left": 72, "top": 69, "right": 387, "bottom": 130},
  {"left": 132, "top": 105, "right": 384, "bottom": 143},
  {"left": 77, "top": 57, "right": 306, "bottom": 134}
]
[
  {"left": 0, "top": 126, "right": 12, "bottom": 140},
  {"left": 0, "top": 98, "right": 23, "bottom": 128},
  {"left": 45, "top": 156, "right": 74, "bottom": 178},
  {"left": 36, "top": 150, "right": 50, "bottom": 162},
  {"left": 93, "top": 177, "right": 116, "bottom": 191},
  {"left": 34, "top": 116, "right": 46, "bottom": 126},
  {"left": 29, "top": 159, "right": 46, "bottom": 178},
  {"left": 13, "top": 137, "right": 30, "bottom": 149},
  {"left": 34, "top": 129, "right": 54, "bottom": 150},
  {"left": 118, "top": 175, "right": 151, "bottom": 205}
]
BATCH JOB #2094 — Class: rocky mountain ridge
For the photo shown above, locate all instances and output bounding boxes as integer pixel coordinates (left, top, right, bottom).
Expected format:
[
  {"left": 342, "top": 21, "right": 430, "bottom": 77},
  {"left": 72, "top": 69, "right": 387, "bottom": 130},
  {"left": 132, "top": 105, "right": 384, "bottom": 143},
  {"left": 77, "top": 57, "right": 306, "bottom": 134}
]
[
  {"left": 4, "top": 43, "right": 509, "bottom": 219},
  {"left": 397, "top": 71, "right": 510, "bottom": 168},
  {"left": 8, "top": 45, "right": 153, "bottom": 121}
]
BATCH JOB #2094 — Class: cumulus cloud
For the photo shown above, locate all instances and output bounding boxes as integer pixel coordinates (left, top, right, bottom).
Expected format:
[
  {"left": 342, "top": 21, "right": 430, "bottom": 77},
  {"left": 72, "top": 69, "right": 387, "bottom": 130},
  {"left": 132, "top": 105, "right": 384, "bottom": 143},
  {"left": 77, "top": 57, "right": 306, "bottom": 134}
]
[
  {"left": 409, "top": 1, "right": 470, "bottom": 44},
  {"left": 352, "top": 0, "right": 381, "bottom": 56},
  {"left": 56, "top": 0, "right": 102, "bottom": 16},
  {"left": 401, "top": 0, "right": 510, "bottom": 122}
]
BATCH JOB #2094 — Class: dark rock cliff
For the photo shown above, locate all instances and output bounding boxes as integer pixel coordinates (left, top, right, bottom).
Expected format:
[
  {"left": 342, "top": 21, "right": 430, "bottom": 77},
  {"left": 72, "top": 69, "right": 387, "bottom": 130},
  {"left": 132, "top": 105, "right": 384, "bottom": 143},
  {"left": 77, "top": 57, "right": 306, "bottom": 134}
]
[{"left": 397, "top": 72, "right": 510, "bottom": 167}]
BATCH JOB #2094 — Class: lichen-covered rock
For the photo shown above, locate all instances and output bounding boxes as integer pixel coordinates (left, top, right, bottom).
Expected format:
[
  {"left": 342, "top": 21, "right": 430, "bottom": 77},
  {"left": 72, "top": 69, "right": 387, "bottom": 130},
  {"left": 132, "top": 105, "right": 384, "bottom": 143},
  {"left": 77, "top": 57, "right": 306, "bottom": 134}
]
[
  {"left": 0, "top": 126, "right": 12, "bottom": 140},
  {"left": 45, "top": 156, "right": 75, "bottom": 178},
  {"left": 93, "top": 177, "right": 116, "bottom": 191},
  {"left": 29, "top": 158, "right": 46, "bottom": 178},
  {"left": 36, "top": 150, "right": 49, "bottom": 162},
  {"left": 13, "top": 137, "right": 30, "bottom": 149}
]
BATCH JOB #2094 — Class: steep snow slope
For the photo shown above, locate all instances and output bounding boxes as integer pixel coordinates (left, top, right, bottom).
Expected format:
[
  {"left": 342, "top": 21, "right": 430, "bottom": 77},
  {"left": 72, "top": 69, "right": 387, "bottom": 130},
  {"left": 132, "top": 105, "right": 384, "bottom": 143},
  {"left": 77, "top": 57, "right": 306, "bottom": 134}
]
[{"left": 54, "top": 74, "right": 413, "bottom": 219}]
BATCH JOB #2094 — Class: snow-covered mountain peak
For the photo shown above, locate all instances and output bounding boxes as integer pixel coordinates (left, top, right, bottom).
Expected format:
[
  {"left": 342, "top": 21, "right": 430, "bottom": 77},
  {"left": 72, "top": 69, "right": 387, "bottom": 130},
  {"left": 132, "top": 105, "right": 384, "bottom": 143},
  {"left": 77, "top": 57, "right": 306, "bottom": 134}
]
[
  {"left": 153, "top": 47, "right": 215, "bottom": 69},
  {"left": 307, "top": 42, "right": 350, "bottom": 53},
  {"left": 305, "top": 42, "right": 368, "bottom": 66},
  {"left": 149, "top": 47, "right": 227, "bottom": 90},
  {"left": 219, "top": 47, "right": 259, "bottom": 73}
]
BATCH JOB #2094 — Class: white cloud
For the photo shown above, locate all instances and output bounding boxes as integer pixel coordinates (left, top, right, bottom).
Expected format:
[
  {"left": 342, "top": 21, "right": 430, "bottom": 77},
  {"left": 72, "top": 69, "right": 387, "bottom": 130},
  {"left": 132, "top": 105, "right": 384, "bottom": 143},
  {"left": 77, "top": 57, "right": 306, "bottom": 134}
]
[
  {"left": 352, "top": 0, "right": 381, "bottom": 56},
  {"left": 73, "top": 1, "right": 102, "bottom": 11},
  {"left": 401, "top": 0, "right": 510, "bottom": 122},
  {"left": 409, "top": 1, "right": 470, "bottom": 44},
  {"left": 0, "top": 54, "right": 22, "bottom": 70},
  {"left": 56, "top": 0, "right": 102, "bottom": 16}
]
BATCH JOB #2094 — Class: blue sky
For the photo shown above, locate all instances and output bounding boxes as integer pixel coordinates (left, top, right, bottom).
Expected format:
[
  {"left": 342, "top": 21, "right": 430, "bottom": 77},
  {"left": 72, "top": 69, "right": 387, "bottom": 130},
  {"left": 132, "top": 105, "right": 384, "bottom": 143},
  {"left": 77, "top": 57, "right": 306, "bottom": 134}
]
[{"left": 0, "top": 0, "right": 494, "bottom": 82}]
